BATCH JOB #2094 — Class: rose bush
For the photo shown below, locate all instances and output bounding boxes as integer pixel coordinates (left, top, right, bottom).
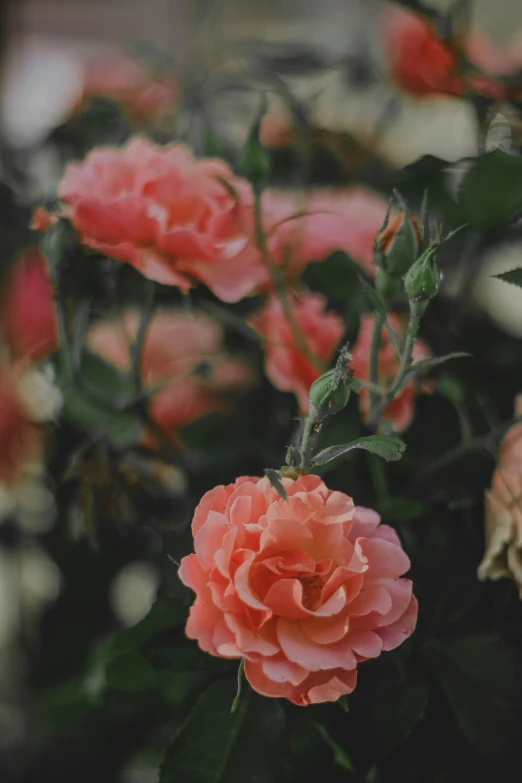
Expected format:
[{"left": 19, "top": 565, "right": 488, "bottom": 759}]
[{"left": 179, "top": 474, "right": 417, "bottom": 705}]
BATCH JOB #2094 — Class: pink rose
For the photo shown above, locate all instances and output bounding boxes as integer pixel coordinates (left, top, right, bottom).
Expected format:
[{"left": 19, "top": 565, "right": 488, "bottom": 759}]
[
  {"left": 382, "top": 7, "right": 503, "bottom": 100},
  {"left": 179, "top": 474, "right": 417, "bottom": 705},
  {"left": 59, "top": 138, "right": 268, "bottom": 303},
  {"left": 263, "top": 188, "right": 388, "bottom": 279},
  {"left": 478, "top": 395, "right": 522, "bottom": 594},
  {"left": 351, "top": 314, "right": 430, "bottom": 432},
  {"left": 81, "top": 54, "right": 177, "bottom": 119},
  {"left": 59, "top": 139, "right": 387, "bottom": 302},
  {"left": 87, "top": 308, "right": 253, "bottom": 447},
  {"left": 250, "top": 292, "right": 344, "bottom": 413},
  {"left": 1, "top": 250, "right": 58, "bottom": 363}
]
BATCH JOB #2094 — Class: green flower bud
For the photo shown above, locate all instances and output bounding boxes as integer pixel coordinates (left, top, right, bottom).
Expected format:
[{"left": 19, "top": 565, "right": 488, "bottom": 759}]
[
  {"left": 374, "top": 211, "right": 422, "bottom": 278},
  {"left": 309, "top": 368, "right": 351, "bottom": 420},
  {"left": 403, "top": 249, "right": 441, "bottom": 304}
]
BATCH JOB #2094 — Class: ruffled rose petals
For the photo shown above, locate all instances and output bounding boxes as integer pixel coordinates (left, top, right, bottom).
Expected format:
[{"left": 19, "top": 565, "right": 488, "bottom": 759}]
[{"left": 179, "top": 474, "right": 417, "bottom": 705}]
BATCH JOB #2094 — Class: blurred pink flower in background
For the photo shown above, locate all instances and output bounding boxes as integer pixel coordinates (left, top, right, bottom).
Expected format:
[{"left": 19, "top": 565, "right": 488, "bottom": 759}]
[
  {"left": 81, "top": 53, "right": 177, "bottom": 119},
  {"left": 59, "top": 137, "right": 387, "bottom": 302},
  {"left": 1, "top": 249, "right": 59, "bottom": 363},
  {"left": 478, "top": 395, "right": 522, "bottom": 595},
  {"left": 351, "top": 313, "right": 430, "bottom": 432},
  {"left": 59, "top": 138, "right": 268, "bottom": 302},
  {"left": 263, "top": 188, "right": 387, "bottom": 279},
  {"left": 87, "top": 308, "right": 253, "bottom": 448},
  {"left": 179, "top": 474, "right": 417, "bottom": 705},
  {"left": 0, "top": 250, "right": 61, "bottom": 523},
  {"left": 250, "top": 292, "right": 344, "bottom": 412},
  {"left": 382, "top": 7, "right": 505, "bottom": 100}
]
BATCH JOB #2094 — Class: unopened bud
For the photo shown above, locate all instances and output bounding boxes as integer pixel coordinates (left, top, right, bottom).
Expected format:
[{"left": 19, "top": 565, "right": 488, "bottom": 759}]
[
  {"left": 403, "top": 249, "right": 441, "bottom": 305},
  {"left": 374, "top": 211, "right": 422, "bottom": 277},
  {"left": 309, "top": 368, "right": 351, "bottom": 420}
]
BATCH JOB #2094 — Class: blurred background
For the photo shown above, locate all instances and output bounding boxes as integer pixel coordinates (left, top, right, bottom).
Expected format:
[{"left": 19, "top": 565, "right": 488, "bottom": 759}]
[{"left": 2, "top": 2, "right": 522, "bottom": 782}]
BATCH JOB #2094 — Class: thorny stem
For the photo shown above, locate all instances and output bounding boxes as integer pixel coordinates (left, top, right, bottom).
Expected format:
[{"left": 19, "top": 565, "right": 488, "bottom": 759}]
[{"left": 252, "top": 187, "right": 325, "bottom": 373}]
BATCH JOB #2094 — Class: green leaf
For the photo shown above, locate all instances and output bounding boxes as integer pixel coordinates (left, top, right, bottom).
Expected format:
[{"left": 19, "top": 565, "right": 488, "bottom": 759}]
[
  {"left": 423, "top": 634, "right": 522, "bottom": 747},
  {"left": 160, "top": 678, "right": 250, "bottom": 783},
  {"left": 264, "top": 469, "right": 288, "bottom": 500},
  {"left": 63, "top": 390, "right": 143, "bottom": 448},
  {"left": 313, "top": 435, "right": 406, "bottom": 466},
  {"left": 410, "top": 352, "right": 471, "bottom": 372},
  {"left": 459, "top": 150, "right": 522, "bottom": 226},
  {"left": 313, "top": 722, "right": 355, "bottom": 773},
  {"left": 373, "top": 671, "right": 431, "bottom": 759},
  {"left": 78, "top": 352, "right": 134, "bottom": 404},
  {"left": 493, "top": 267, "right": 522, "bottom": 288}
]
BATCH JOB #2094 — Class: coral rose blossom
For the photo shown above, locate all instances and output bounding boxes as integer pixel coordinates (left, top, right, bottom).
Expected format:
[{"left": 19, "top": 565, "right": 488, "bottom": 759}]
[
  {"left": 59, "top": 138, "right": 267, "bottom": 303},
  {"left": 264, "top": 188, "right": 388, "bottom": 280},
  {"left": 59, "top": 138, "right": 387, "bottom": 302},
  {"left": 250, "top": 292, "right": 344, "bottom": 413},
  {"left": 179, "top": 474, "right": 417, "bottom": 705},
  {"left": 87, "top": 308, "right": 252, "bottom": 447},
  {"left": 351, "top": 314, "right": 430, "bottom": 432},
  {"left": 382, "top": 8, "right": 503, "bottom": 100},
  {"left": 1, "top": 250, "right": 58, "bottom": 362},
  {"left": 478, "top": 395, "right": 522, "bottom": 595}
]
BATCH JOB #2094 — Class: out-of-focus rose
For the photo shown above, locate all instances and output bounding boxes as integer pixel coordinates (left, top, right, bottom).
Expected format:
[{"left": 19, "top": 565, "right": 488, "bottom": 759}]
[
  {"left": 81, "top": 53, "right": 177, "bottom": 120},
  {"left": 59, "top": 139, "right": 388, "bottom": 302},
  {"left": 59, "top": 138, "right": 270, "bottom": 303},
  {"left": 351, "top": 314, "right": 430, "bottom": 432},
  {"left": 1, "top": 250, "right": 58, "bottom": 363},
  {"left": 382, "top": 8, "right": 503, "bottom": 100},
  {"left": 87, "top": 308, "right": 253, "bottom": 447},
  {"left": 0, "top": 250, "right": 61, "bottom": 526},
  {"left": 264, "top": 188, "right": 388, "bottom": 280},
  {"left": 250, "top": 292, "right": 344, "bottom": 413},
  {"left": 478, "top": 395, "right": 522, "bottom": 595},
  {"left": 179, "top": 474, "right": 417, "bottom": 705}
]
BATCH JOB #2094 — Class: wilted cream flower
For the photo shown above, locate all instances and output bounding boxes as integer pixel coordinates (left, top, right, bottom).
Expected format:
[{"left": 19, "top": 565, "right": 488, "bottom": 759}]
[{"left": 478, "top": 395, "right": 522, "bottom": 596}]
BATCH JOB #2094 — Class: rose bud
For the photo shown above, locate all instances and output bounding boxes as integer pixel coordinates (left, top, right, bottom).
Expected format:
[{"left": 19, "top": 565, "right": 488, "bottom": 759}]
[
  {"left": 374, "top": 210, "right": 422, "bottom": 278},
  {"left": 309, "top": 367, "right": 351, "bottom": 420},
  {"left": 403, "top": 248, "right": 441, "bottom": 307}
]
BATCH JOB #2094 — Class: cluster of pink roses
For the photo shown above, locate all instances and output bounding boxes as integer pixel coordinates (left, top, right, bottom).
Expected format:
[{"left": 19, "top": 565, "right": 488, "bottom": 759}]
[
  {"left": 45, "top": 135, "right": 426, "bottom": 705},
  {"left": 57, "top": 136, "right": 428, "bottom": 431}
]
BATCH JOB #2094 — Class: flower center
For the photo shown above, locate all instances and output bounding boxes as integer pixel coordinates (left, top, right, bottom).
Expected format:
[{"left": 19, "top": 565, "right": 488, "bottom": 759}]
[{"left": 300, "top": 575, "right": 323, "bottom": 611}]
